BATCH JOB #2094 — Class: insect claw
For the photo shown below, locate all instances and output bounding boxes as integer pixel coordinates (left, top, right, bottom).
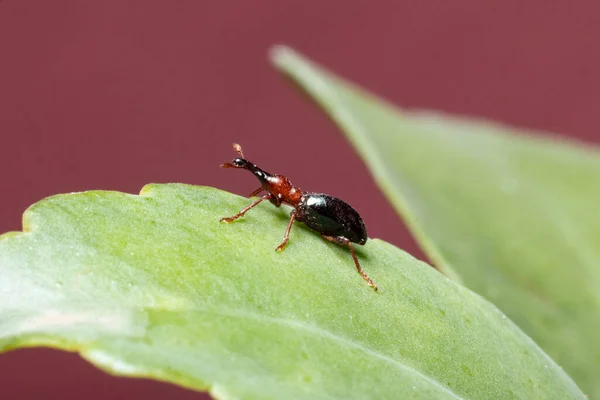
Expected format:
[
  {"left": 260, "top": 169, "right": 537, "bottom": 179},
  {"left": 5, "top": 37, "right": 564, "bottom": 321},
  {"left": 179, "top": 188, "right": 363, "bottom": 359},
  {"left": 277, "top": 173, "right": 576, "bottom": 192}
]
[{"left": 275, "top": 243, "right": 287, "bottom": 252}]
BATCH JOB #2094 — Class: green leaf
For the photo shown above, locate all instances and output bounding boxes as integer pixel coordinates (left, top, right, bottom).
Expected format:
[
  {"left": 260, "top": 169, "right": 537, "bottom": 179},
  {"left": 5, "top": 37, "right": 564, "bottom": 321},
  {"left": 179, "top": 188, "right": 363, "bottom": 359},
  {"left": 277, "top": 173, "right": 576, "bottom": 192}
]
[
  {"left": 0, "top": 184, "right": 584, "bottom": 399},
  {"left": 271, "top": 46, "right": 600, "bottom": 397}
]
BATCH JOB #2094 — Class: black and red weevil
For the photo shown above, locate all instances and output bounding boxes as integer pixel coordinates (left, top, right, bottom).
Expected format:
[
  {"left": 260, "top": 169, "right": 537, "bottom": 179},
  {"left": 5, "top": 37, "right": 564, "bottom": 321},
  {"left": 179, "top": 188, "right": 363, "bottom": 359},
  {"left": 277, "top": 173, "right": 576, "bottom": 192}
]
[{"left": 220, "top": 143, "right": 377, "bottom": 291}]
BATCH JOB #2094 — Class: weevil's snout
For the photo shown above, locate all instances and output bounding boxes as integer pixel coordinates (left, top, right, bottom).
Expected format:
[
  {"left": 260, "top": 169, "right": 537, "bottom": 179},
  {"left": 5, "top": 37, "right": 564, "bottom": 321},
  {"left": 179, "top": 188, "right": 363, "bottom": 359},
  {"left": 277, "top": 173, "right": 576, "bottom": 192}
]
[{"left": 220, "top": 157, "right": 249, "bottom": 169}]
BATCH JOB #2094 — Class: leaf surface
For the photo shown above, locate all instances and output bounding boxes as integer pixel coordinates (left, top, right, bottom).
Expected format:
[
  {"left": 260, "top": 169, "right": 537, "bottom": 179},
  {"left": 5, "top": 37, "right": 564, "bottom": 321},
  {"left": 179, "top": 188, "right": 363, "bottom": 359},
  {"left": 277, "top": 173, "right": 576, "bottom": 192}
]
[
  {"left": 271, "top": 46, "right": 600, "bottom": 397},
  {"left": 0, "top": 184, "right": 584, "bottom": 399}
]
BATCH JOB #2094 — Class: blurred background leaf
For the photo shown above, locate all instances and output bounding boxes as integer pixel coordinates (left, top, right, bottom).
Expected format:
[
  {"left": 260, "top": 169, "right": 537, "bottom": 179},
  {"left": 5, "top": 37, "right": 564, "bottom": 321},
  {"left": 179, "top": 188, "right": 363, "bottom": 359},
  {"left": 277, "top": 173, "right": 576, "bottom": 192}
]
[
  {"left": 0, "top": 184, "right": 584, "bottom": 399},
  {"left": 272, "top": 46, "right": 600, "bottom": 398}
]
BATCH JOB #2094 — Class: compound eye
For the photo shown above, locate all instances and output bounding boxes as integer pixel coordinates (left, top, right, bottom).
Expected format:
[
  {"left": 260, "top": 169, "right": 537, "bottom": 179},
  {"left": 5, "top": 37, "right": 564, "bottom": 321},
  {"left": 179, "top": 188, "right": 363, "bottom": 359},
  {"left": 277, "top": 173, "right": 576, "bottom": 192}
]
[{"left": 232, "top": 158, "right": 245, "bottom": 167}]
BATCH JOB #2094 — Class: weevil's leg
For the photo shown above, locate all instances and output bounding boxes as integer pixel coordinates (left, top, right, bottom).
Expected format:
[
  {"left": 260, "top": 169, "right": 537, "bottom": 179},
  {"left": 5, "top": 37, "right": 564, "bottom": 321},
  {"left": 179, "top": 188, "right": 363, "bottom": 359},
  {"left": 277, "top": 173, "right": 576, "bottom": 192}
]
[
  {"left": 248, "top": 187, "right": 263, "bottom": 198},
  {"left": 276, "top": 210, "right": 297, "bottom": 252},
  {"left": 220, "top": 194, "right": 271, "bottom": 223},
  {"left": 347, "top": 242, "right": 378, "bottom": 291},
  {"left": 321, "top": 235, "right": 378, "bottom": 291}
]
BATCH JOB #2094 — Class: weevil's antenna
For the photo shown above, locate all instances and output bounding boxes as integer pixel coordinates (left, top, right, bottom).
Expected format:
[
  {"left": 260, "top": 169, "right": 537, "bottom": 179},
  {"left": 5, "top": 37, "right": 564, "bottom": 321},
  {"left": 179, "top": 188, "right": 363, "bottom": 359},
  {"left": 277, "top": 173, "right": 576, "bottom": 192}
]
[{"left": 233, "top": 143, "right": 244, "bottom": 158}]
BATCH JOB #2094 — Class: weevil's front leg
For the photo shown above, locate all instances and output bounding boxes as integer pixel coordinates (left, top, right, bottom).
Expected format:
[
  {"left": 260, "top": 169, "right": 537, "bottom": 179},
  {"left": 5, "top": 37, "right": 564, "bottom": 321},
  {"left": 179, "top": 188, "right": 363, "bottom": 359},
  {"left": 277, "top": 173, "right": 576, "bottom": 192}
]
[
  {"left": 275, "top": 210, "right": 297, "bottom": 252},
  {"left": 247, "top": 187, "right": 263, "bottom": 198},
  {"left": 321, "top": 235, "right": 378, "bottom": 291},
  {"left": 220, "top": 194, "right": 272, "bottom": 223}
]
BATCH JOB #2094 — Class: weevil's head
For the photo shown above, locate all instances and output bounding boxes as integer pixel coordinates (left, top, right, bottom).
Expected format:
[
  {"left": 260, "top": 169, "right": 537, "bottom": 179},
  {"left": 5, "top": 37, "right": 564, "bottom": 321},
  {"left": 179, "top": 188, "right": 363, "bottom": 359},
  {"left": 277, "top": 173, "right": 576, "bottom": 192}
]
[
  {"left": 220, "top": 143, "right": 271, "bottom": 181},
  {"left": 220, "top": 143, "right": 252, "bottom": 170},
  {"left": 221, "top": 157, "right": 251, "bottom": 169},
  {"left": 221, "top": 143, "right": 275, "bottom": 188}
]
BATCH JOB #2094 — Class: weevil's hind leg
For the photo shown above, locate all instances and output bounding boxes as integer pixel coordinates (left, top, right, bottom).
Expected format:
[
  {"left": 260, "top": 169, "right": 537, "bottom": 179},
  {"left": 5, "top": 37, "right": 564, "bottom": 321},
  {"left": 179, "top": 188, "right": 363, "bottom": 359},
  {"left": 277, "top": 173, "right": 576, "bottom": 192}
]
[
  {"left": 247, "top": 187, "right": 263, "bottom": 198},
  {"left": 220, "top": 194, "right": 271, "bottom": 223},
  {"left": 347, "top": 242, "right": 378, "bottom": 291},
  {"left": 321, "top": 235, "right": 378, "bottom": 291},
  {"left": 276, "top": 210, "right": 297, "bottom": 252}
]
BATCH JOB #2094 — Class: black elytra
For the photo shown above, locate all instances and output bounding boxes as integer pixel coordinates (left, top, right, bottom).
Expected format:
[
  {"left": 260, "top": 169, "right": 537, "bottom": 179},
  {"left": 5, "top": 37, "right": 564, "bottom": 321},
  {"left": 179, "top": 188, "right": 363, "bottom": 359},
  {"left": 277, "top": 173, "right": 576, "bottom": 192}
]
[
  {"left": 220, "top": 143, "right": 377, "bottom": 291},
  {"left": 296, "top": 193, "right": 367, "bottom": 245}
]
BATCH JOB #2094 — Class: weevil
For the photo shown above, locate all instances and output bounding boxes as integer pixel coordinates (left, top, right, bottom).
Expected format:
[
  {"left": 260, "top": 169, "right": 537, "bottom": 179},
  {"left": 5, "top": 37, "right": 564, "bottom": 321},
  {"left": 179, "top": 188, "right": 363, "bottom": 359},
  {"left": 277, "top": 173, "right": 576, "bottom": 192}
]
[{"left": 220, "top": 143, "right": 377, "bottom": 290}]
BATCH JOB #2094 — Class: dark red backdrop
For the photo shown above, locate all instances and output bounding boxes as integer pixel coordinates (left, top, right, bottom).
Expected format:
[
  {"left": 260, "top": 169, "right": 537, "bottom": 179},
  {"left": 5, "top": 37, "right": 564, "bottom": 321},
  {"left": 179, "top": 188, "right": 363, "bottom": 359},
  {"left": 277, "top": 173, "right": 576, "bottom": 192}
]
[{"left": 1, "top": 1, "right": 599, "bottom": 398}]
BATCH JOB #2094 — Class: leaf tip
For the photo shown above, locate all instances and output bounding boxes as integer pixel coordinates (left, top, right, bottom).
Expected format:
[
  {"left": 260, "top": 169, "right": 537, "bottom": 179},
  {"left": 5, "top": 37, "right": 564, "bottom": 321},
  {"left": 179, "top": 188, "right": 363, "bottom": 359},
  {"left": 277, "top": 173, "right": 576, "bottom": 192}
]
[{"left": 269, "top": 45, "right": 307, "bottom": 73}]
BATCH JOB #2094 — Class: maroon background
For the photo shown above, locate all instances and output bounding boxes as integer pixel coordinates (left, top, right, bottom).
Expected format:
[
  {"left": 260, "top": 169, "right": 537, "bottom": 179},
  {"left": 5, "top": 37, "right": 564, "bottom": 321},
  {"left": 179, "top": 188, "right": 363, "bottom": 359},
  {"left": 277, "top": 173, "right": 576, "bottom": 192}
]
[{"left": 1, "top": 1, "right": 599, "bottom": 398}]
